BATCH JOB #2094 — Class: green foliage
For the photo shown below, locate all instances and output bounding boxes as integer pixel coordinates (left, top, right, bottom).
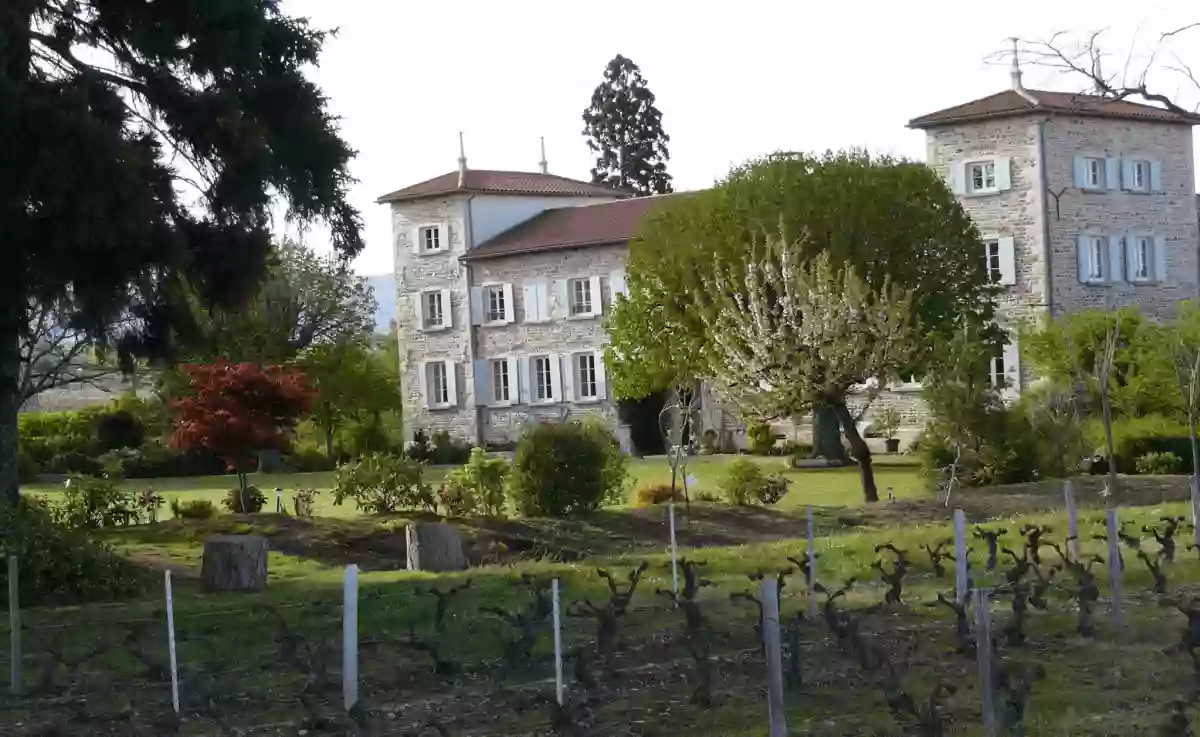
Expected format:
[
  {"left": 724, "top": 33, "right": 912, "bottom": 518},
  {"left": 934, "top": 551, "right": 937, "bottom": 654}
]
[
  {"left": 747, "top": 422, "right": 775, "bottom": 455},
  {"left": 718, "top": 458, "right": 790, "bottom": 506},
  {"left": 1135, "top": 451, "right": 1184, "bottom": 475},
  {"left": 698, "top": 430, "right": 718, "bottom": 455},
  {"left": 332, "top": 453, "right": 433, "bottom": 514},
  {"left": 1094, "top": 415, "right": 1195, "bottom": 474},
  {"left": 223, "top": 485, "right": 267, "bottom": 514},
  {"left": 137, "top": 487, "right": 165, "bottom": 524},
  {"left": 633, "top": 483, "right": 684, "bottom": 507},
  {"left": 0, "top": 498, "right": 147, "bottom": 606},
  {"left": 407, "top": 429, "right": 472, "bottom": 465},
  {"left": 96, "top": 443, "right": 226, "bottom": 480},
  {"left": 301, "top": 339, "right": 400, "bottom": 457},
  {"left": 170, "top": 498, "right": 217, "bottom": 520},
  {"left": 438, "top": 448, "right": 509, "bottom": 517},
  {"left": 875, "top": 408, "right": 901, "bottom": 440},
  {"left": 95, "top": 409, "right": 145, "bottom": 451},
  {"left": 510, "top": 419, "right": 628, "bottom": 517},
  {"left": 56, "top": 474, "right": 140, "bottom": 529},
  {"left": 581, "top": 54, "right": 672, "bottom": 196},
  {"left": 292, "top": 488, "right": 319, "bottom": 517},
  {"left": 605, "top": 280, "right": 701, "bottom": 402}
]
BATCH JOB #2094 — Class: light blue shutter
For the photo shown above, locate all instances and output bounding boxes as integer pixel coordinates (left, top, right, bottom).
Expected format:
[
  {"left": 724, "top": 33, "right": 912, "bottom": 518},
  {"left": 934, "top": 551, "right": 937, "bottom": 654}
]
[
  {"left": 502, "top": 284, "right": 515, "bottom": 323},
  {"left": 997, "top": 237, "right": 1016, "bottom": 286},
  {"left": 506, "top": 358, "right": 520, "bottom": 404},
  {"left": 519, "top": 357, "right": 532, "bottom": 404},
  {"left": 1105, "top": 158, "right": 1120, "bottom": 191},
  {"left": 1121, "top": 159, "right": 1135, "bottom": 190},
  {"left": 994, "top": 157, "right": 1012, "bottom": 191},
  {"left": 549, "top": 354, "right": 563, "bottom": 402},
  {"left": 1076, "top": 235, "right": 1090, "bottom": 283},
  {"left": 1124, "top": 235, "right": 1139, "bottom": 281},
  {"left": 1108, "top": 235, "right": 1124, "bottom": 283},
  {"left": 536, "top": 282, "right": 551, "bottom": 321},
  {"left": 522, "top": 283, "right": 538, "bottom": 323},
  {"left": 560, "top": 354, "right": 575, "bottom": 402},
  {"left": 469, "top": 287, "right": 484, "bottom": 325},
  {"left": 473, "top": 359, "right": 489, "bottom": 407},
  {"left": 589, "top": 275, "right": 603, "bottom": 316},
  {"left": 1155, "top": 235, "right": 1168, "bottom": 282},
  {"left": 444, "top": 360, "right": 458, "bottom": 406},
  {"left": 609, "top": 269, "right": 628, "bottom": 303},
  {"left": 594, "top": 350, "right": 608, "bottom": 400},
  {"left": 947, "top": 160, "right": 965, "bottom": 195},
  {"left": 553, "top": 280, "right": 569, "bottom": 319},
  {"left": 1073, "top": 156, "right": 1089, "bottom": 188},
  {"left": 1151, "top": 160, "right": 1164, "bottom": 192},
  {"left": 439, "top": 289, "right": 452, "bottom": 328},
  {"left": 412, "top": 293, "right": 424, "bottom": 330},
  {"left": 418, "top": 361, "right": 430, "bottom": 408}
]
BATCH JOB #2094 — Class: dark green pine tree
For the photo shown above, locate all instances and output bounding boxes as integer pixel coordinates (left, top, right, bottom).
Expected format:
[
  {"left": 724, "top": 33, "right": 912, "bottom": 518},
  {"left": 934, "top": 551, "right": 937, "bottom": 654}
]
[
  {"left": 0, "top": 1, "right": 362, "bottom": 503},
  {"left": 581, "top": 54, "right": 672, "bottom": 196}
]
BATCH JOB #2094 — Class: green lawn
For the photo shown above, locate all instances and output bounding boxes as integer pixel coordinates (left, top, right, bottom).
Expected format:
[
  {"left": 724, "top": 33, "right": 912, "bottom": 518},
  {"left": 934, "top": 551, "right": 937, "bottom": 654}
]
[{"left": 22, "top": 453, "right": 928, "bottom": 518}]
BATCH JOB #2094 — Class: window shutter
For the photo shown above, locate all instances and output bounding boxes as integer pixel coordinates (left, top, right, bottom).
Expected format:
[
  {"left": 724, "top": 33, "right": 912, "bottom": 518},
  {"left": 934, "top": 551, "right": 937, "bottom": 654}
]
[
  {"left": 441, "top": 223, "right": 451, "bottom": 251},
  {"left": 536, "top": 282, "right": 551, "bottom": 321},
  {"left": 1073, "top": 156, "right": 1089, "bottom": 188},
  {"left": 522, "top": 283, "right": 539, "bottom": 323},
  {"left": 609, "top": 269, "right": 628, "bottom": 303},
  {"left": 502, "top": 283, "right": 515, "bottom": 323},
  {"left": 469, "top": 287, "right": 484, "bottom": 325},
  {"left": 947, "top": 160, "right": 965, "bottom": 195},
  {"left": 443, "top": 360, "right": 458, "bottom": 406},
  {"left": 593, "top": 350, "right": 608, "bottom": 400},
  {"left": 1155, "top": 235, "right": 1168, "bottom": 282},
  {"left": 519, "top": 358, "right": 532, "bottom": 404},
  {"left": 1124, "top": 235, "right": 1139, "bottom": 281},
  {"left": 412, "top": 292, "right": 425, "bottom": 330},
  {"left": 589, "top": 275, "right": 603, "bottom": 316},
  {"left": 552, "top": 280, "right": 568, "bottom": 319},
  {"left": 1105, "top": 158, "right": 1120, "bottom": 191},
  {"left": 410, "top": 227, "right": 422, "bottom": 255},
  {"left": 1002, "top": 340, "right": 1021, "bottom": 395},
  {"left": 473, "top": 359, "right": 489, "bottom": 407},
  {"left": 1151, "top": 160, "right": 1164, "bottom": 192},
  {"left": 997, "top": 237, "right": 1016, "bottom": 286},
  {"left": 1076, "top": 235, "right": 1090, "bottom": 283},
  {"left": 1121, "top": 159, "right": 1135, "bottom": 190},
  {"left": 439, "top": 289, "right": 453, "bottom": 328},
  {"left": 506, "top": 357, "right": 521, "bottom": 403},
  {"left": 549, "top": 353, "right": 563, "bottom": 402},
  {"left": 560, "top": 354, "right": 575, "bottom": 402},
  {"left": 1108, "top": 235, "right": 1125, "bottom": 283},
  {"left": 994, "top": 157, "right": 1012, "bottom": 191},
  {"left": 418, "top": 361, "right": 430, "bottom": 408}
]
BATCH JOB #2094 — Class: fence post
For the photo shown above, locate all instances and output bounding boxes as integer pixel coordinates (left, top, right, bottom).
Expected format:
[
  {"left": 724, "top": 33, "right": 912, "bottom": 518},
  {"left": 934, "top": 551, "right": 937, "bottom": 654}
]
[
  {"left": 551, "top": 578, "right": 564, "bottom": 706},
  {"left": 954, "top": 509, "right": 968, "bottom": 605},
  {"left": 1105, "top": 508, "right": 1123, "bottom": 628},
  {"left": 164, "top": 570, "right": 180, "bottom": 713},
  {"left": 974, "top": 588, "right": 997, "bottom": 736},
  {"left": 761, "top": 578, "right": 787, "bottom": 737},
  {"left": 7, "top": 555, "right": 18, "bottom": 696},
  {"left": 275, "top": 487, "right": 283, "bottom": 514},
  {"left": 1191, "top": 476, "right": 1200, "bottom": 548},
  {"left": 668, "top": 503, "right": 679, "bottom": 605},
  {"left": 342, "top": 564, "right": 359, "bottom": 710},
  {"left": 1064, "top": 479, "right": 1080, "bottom": 561},
  {"left": 807, "top": 506, "right": 818, "bottom": 618}
]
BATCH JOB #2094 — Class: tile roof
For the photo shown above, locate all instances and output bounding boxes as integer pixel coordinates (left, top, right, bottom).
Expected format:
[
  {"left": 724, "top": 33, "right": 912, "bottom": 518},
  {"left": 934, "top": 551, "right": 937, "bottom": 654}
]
[
  {"left": 376, "top": 169, "right": 630, "bottom": 203},
  {"left": 461, "top": 195, "right": 677, "bottom": 261},
  {"left": 908, "top": 88, "right": 1200, "bottom": 128}
]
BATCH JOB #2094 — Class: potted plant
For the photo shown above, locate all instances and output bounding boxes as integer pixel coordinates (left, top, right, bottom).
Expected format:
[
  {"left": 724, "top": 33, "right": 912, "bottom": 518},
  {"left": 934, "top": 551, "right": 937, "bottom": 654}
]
[{"left": 876, "top": 408, "right": 902, "bottom": 454}]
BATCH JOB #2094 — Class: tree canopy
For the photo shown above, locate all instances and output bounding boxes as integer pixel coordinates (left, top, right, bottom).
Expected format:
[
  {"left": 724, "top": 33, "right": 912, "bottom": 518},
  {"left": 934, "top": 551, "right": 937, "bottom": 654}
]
[
  {"left": 0, "top": 1, "right": 361, "bottom": 502},
  {"left": 581, "top": 54, "right": 672, "bottom": 196}
]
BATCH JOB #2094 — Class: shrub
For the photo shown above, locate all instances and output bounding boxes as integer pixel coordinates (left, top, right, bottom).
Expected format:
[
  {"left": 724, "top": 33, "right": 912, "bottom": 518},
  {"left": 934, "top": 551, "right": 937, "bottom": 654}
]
[
  {"left": 138, "top": 487, "right": 165, "bottom": 523},
  {"left": 430, "top": 430, "right": 472, "bottom": 465},
  {"left": 0, "top": 497, "right": 147, "bottom": 606},
  {"left": 1098, "top": 415, "right": 1195, "bottom": 474},
  {"left": 95, "top": 409, "right": 146, "bottom": 451},
  {"left": 56, "top": 474, "right": 140, "bottom": 529},
  {"left": 875, "top": 408, "right": 901, "bottom": 440},
  {"left": 1135, "top": 451, "right": 1185, "bottom": 475},
  {"left": 634, "top": 483, "right": 684, "bottom": 507},
  {"left": 783, "top": 441, "right": 814, "bottom": 459},
  {"left": 292, "top": 488, "right": 319, "bottom": 517},
  {"left": 698, "top": 430, "right": 718, "bottom": 455},
  {"left": 718, "top": 458, "right": 791, "bottom": 506},
  {"left": 747, "top": 421, "right": 775, "bottom": 455},
  {"left": 332, "top": 453, "right": 434, "bottom": 514},
  {"left": 170, "top": 498, "right": 217, "bottom": 520},
  {"left": 510, "top": 419, "right": 628, "bottom": 517},
  {"left": 97, "top": 444, "right": 226, "bottom": 479},
  {"left": 438, "top": 448, "right": 509, "bottom": 517},
  {"left": 223, "top": 485, "right": 267, "bottom": 514},
  {"left": 286, "top": 448, "right": 337, "bottom": 473}
]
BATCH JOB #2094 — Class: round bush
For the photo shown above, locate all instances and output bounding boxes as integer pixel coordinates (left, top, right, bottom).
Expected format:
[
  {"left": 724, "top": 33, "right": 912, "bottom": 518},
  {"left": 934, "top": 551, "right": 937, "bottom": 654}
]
[
  {"left": 1135, "top": 450, "right": 1184, "bottom": 475},
  {"left": 332, "top": 453, "right": 433, "bottom": 514},
  {"left": 170, "top": 498, "right": 218, "bottom": 520},
  {"left": 223, "top": 485, "right": 267, "bottom": 513},
  {"left": 719, "top": 458, "right": 790, "bottom": 506},
  {"left": 510, "top": 419, "right": 627, "bottom": 517},
  {"left": 95, "top": 409, "right": 146, "bottom": 451},
  {"left": 633, "top": 483, "right": 684, "bottom": 507}
]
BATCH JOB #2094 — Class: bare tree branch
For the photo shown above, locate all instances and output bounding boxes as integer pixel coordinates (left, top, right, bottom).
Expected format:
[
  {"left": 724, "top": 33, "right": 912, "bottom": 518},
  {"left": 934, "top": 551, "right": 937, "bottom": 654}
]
[{"left": 17, "top": 297, "right": 129, "bottom": 405}]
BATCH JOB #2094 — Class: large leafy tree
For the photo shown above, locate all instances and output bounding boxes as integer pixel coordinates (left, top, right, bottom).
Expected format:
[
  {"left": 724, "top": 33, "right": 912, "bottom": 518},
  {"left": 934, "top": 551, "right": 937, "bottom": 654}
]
[
  {"left": 188, "top": 239, "right": 375, "bottom": 365},
  {"left": 581, "top": 54, "right": 672, "bottom": 196},
  {"left": 302, "top": 340, "right": 401, "bottom": 458},
  {"left": 623, "top": 151, "right": 996, "bottom": 500},
  {"left": 0, "top": 1, "right": 361, "bottom": 503}
]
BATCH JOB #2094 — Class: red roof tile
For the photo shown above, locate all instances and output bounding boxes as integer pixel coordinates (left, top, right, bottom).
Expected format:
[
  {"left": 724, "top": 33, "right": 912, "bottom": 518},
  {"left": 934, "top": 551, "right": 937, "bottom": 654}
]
[
  {"left": 908, "top": 88, "right": 1200, "bottom": 128},
  {"left": 376, "top": 169, "right": 630, "bottom": 203},
  {"left": 461, "top": 195, "right": 677, "bottom": 261}
]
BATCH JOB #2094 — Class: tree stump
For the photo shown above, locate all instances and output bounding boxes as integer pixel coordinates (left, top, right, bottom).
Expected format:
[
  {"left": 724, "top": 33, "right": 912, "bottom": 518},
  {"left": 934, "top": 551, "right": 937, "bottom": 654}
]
[
  {"left": 406, "top": 523, "right": 467, "bottom": 572},
  {"left": 201, "top": 535, "right": 269, "bottom": 592}
]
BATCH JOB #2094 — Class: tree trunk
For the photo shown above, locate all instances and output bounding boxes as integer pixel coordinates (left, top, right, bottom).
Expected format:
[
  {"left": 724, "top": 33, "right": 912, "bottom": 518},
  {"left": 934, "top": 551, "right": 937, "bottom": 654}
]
[
  {"left": 1190, "top": 411, "right": 1199, "bottom": 479},
  {"left": 237, "top": 470, "right": 248, "bottom": 513},
  {"left": 1101, "top": 388, "right": 1117, "bottom": 504},
  {"left": 201, "top": 535, "right": 269, "bottom": 592},
  {"left": 832, "top": 400, "right": 878, "bottom": 503},
  {"left": 813, "top": 403, "right": 846, "bottom": 462},
  {"left": 405, "top": 523, "right": 467, "bottom": 572},
  {"left": 324, "top": 426, "right": 335, "bottom": 458},
  {"left": 0, "top": 342, "right": 20, "bottom": 506}
]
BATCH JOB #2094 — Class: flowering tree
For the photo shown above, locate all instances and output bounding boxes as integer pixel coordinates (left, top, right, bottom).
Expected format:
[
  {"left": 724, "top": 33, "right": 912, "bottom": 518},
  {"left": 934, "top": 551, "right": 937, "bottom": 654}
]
[
  {"left": 695, "top": 236, "right": 914, "bottom": 502},
  {"left": 171, "top": 360, "right": 315, "bottom": 504}
]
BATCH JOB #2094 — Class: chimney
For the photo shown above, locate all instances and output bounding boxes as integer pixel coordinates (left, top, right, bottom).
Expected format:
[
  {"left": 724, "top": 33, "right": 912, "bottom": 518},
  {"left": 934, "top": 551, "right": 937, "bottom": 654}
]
[
  {"left": 538, "top": 136, "right": 548, "bottom": 174},
  {"left": 1009, "top": 37, "right": 1039, "bottom": 105},
  {"left": 457, "top": 131, "right": 468, "bottom": 188}
]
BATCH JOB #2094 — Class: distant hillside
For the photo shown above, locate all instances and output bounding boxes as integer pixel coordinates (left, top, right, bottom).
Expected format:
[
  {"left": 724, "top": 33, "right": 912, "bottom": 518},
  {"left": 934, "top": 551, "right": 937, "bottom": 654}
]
[{"left": 366, "top": 273, "right": 396, "bottom": 333}]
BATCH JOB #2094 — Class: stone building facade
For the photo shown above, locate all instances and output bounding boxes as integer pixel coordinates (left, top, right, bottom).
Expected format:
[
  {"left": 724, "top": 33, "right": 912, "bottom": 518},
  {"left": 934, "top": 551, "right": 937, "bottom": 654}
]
[{"left": 383, "top": 81, "right": 1200, "bottom": 448}]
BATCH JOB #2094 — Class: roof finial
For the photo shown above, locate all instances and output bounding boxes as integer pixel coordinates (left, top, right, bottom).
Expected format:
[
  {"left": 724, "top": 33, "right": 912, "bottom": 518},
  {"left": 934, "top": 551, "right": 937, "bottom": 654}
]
[
  {"left": 1009, "top": 37, "right": 1024, "bottom": 90},
  {"left": 457, "top": 131, "right": 467, "bottom": 188},
  {"left": 538, "top": 136, "right": 548, "bottom": 174}
]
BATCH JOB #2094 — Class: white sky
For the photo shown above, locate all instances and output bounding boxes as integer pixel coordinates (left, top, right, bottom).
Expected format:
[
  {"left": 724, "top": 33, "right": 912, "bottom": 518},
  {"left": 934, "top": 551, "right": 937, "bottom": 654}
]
[{"left": 279, "top": 0, "right": 1200, "bottom": 276}]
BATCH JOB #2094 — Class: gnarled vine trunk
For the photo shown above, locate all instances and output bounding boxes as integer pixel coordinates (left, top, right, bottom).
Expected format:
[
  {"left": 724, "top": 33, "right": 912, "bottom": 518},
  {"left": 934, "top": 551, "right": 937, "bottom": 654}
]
[{"left": 833, "top": 400, "right": 878, "bottom": 503}]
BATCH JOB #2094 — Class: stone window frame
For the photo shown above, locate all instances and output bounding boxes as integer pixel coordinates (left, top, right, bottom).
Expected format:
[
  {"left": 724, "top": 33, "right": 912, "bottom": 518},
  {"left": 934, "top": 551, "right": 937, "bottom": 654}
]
[
  {"left": 531, "top": 355, "right": 556, "bottom": 403},
  {"left": 1083, "top": 157, "right": 1106, "bottom": 190},
  {"left": 419, "top": 288, "right": 451, "bottom": 331},
  {"left": 427, "top": 361, "right": 451, "bottom": 408},
  {"left": 966, "top": 159, "right": 998, "bottom": 195},
  {"left": 416, "top": 223, "right": 445, "bottom": 255},
  {"left": 568, "top": 277, "right": 594, "bottom": 317},
  {"left": 1129, "top": 159, "right": 1150, "bottom": 192},
  {"left": 484, "top": 283, "right": 508, "bottom": 323},
  {"left": 574, "top": 352, "right": 599, "bottom": 402},
  {"left": 490, "top": 359, "right": 511, "bottom": 404}
]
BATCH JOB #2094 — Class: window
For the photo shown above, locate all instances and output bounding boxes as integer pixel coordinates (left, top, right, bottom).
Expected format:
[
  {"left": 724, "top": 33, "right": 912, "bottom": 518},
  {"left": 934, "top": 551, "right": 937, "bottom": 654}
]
[
  {"left": 428, "top": 362, "right": 449, "bottom": 406},
  {"left": 1087, "top": 236, "right": 1105, "bottom": 281},
  {"left": 424, "top": 290, "right": 445, "bottom": 329},
  {"left": 1085, "top": 157, "right": 1105, "bottom": 189},
  {"left": 1132, "top": 236, "right": 1152, "bottom": 281},
  {"left": 576, "top": 353, "right": 598, "bottom": 399},
  {"left": 491, "top": 360, "right": 510, "bottom": 403},
  {"left": 533, "top": 356, "right": 554, "bottom": 401},
  {"left": 1131, "top": 160, "right": 1149, "bottom": 191},
  {"left": 985, "top": 240, "right": 1002, "bottom": 284},
  {"left": 569, "top": 278, "right": 593, "bottom": 316},
  {"left": 968, "top": 161, "right": 996, "bottom": 193},
  {"left": 989, "top": 346, "right": 1006, "bottom": 389},
  {"left": 420, "top": 226, "right": 442, "bottom": 253},
  {"left": 486, "top": 285, "right": 506, "bottom": 322}
]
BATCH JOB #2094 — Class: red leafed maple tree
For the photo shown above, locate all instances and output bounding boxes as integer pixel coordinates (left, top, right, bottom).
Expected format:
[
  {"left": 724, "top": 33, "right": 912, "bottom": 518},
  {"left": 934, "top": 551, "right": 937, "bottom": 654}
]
[{"left": 171, "top": 360, "right": 315, "bottom": 499}]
